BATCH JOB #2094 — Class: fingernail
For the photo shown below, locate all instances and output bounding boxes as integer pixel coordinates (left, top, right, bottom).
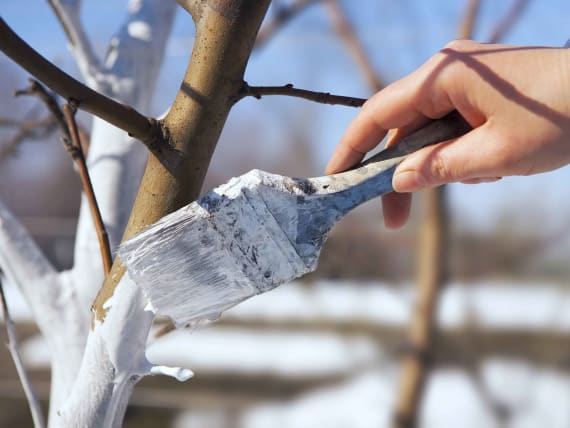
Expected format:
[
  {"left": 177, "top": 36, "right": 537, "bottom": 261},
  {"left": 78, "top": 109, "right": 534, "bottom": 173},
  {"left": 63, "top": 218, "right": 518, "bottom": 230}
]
[
  {"left": 393, "top": 171, "right": 427, "bottom": 192},
  {"left": 325, "top": 153, "right": 341, "bottom": 174},
  {"left": 325, "top": 160, "right": 338, "bottom": 175}
]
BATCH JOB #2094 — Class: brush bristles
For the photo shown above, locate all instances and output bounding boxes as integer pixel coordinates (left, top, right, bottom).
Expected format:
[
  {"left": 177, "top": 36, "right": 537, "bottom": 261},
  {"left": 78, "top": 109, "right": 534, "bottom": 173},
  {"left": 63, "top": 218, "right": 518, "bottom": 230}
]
[{"left": 119, "top": 170, "right": 312, "bottom": 327}]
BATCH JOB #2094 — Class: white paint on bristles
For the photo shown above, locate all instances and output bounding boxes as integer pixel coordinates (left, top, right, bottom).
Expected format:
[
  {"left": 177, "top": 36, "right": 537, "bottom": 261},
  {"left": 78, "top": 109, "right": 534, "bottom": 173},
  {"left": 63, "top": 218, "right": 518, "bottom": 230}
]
[
  {"left": 120, "top": 155, "right": 402, "bottom": 328},
  {"left": 120, "top": 169, "right": 315, "bottom": 328}
]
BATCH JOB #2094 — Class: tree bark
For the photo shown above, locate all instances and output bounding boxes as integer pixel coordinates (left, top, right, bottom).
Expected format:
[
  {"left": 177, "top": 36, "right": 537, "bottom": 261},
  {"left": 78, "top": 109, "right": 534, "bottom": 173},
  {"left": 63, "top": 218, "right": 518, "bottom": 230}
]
[
  {"left": 93, "top": 0, "right": 272, "bottom": 318},
  {"left": 55, "top": 2, "right": 272, "bottom": 427}
]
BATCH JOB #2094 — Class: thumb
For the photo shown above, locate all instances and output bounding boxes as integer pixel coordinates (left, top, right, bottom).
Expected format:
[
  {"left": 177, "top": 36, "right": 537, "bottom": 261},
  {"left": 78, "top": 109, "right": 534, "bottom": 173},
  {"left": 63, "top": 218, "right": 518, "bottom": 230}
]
[{"left": 393, "top": 124, "right": 500, "bottom": 192}]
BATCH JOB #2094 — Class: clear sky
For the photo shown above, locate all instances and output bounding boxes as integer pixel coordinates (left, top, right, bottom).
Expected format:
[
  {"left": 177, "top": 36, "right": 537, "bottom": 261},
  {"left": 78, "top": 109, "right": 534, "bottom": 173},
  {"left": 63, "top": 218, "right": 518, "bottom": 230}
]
[{"left": 2, "top": 0, "right": 570, "bottom": 233}]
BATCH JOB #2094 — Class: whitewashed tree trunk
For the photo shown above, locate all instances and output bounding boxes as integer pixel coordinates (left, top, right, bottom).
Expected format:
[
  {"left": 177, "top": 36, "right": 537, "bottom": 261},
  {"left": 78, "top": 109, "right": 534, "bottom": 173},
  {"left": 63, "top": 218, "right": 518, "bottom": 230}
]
[
  {"left": 0, "top": 0, "right": 181, "bottom": 426},
  {"left": 2, "top": 0, "right": 272, "bottom": 425}
]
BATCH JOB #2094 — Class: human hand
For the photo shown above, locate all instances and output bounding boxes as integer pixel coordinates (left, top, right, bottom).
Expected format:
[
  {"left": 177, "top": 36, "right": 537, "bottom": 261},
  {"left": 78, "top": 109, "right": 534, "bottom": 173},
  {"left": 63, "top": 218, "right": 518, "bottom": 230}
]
[{"left": 326, "top": 40, "right": 570, "bottom": 228}]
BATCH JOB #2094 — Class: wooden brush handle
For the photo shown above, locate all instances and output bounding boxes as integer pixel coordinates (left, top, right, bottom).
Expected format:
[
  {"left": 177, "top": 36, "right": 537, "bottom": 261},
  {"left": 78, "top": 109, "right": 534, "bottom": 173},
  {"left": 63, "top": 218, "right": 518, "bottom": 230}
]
[
  {"left": 309, "top": 111, "right": 471, "bottom": 195},
  {"left": 357, "top": 110, "right": 472, "bottom": 168}
]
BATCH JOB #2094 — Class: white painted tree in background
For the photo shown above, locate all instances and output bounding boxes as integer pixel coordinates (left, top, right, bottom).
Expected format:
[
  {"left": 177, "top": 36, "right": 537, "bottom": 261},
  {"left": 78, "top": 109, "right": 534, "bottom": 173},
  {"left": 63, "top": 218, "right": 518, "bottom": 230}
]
[{"left": 1, "top": 1, "right": 182, "bottom": 426}]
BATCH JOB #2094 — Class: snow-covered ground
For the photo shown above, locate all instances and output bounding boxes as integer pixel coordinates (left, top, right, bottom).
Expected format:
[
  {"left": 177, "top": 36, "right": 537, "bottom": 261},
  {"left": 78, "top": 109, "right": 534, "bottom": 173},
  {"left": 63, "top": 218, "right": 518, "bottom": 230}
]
[{"left": 4, "top": 279, "right": 570, "bottom": 427}]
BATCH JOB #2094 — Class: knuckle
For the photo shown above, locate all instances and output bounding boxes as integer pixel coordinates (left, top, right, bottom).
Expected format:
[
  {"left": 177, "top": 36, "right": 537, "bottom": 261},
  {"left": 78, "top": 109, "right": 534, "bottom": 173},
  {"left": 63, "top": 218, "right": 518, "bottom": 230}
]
[
  {"left": 442, "top": 38, "right": 477, "bottom": 52},
  {"left": 361, "top": 98, "right": 373, "bottom": 111},
  {"left": 428, "top": 151, "right": 455, "bottom": 184}
]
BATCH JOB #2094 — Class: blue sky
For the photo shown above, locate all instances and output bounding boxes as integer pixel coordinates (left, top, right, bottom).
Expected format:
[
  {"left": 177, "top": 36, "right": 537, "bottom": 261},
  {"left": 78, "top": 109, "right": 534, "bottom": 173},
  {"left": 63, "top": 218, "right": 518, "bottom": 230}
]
[{"left": 2, "top": 0, "right": 570, "bottom": 232}]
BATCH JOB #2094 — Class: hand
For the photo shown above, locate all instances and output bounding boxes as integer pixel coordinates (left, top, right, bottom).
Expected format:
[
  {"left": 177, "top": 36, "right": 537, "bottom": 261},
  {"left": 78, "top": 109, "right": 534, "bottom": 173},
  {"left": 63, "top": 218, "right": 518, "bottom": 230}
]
[{"left": 326, "top": 40, "right": 570, "bottom": 228}]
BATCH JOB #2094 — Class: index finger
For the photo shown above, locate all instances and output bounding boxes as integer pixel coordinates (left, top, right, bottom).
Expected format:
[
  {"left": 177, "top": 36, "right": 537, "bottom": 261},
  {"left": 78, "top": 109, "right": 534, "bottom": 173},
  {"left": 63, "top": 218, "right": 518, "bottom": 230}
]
[
  {"left": 326, "top": 51, "right": 457, "bottom": 174},
  {"left": 325, "top": 80, "right": 424, "bottom": 174}
]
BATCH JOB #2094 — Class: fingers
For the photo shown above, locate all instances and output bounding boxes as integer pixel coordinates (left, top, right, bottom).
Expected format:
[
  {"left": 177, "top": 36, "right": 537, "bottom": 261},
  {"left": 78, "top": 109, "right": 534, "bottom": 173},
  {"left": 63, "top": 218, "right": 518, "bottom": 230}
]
[
  {"left": 461, "top": 177, "right": 502, "bottom": 184},
  {"left": 392, "top": 123, "right": 506, "bottom": 192},
  {"left": 381, "top": 192, "right": 412, "bottom": 229},
  {"left": 326, "top": 52, "right": 457, "bottom": 174}
]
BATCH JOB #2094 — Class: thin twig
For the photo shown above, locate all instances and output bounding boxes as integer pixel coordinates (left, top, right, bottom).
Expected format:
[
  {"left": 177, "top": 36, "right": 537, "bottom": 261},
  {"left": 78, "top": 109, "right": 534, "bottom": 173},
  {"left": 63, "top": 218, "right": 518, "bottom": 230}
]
[
  {"left": 0, "top": 277, "right": 46, "bottom": 428},
  {"left": 15, "top": 79, "right": 69, "bottom": 138},
  {"left": 0, "top": 117, "right": 23, "bottom": 127},
  {"left": 13, "top": 79, "right": 91, "bottom": 155},
  {"left": 239, "top": 82, "right": 366, "bottom": 107},
  {"left": 488, "top": 0, "right": 529, "bottom": 44},
  {"left": 0, "top": 18, "right": 164, "bottom": 155},
  {"left": 458, "top": 0, "right": 481, "bottom": 40},
  {"left": 256, "top": 0, "right": 322, "bottom": 48},
  {"left": 47, "top": 0, "right": 102, "bottom": 82},
  {"left": 323, "top": 0, "right": 384, "bottom": 91},
  {"left": 0, "top": 117, "right": 57, "bottom": 159},
  {"left": 62, "top": 104, "right": 112, "bottom": 275}
]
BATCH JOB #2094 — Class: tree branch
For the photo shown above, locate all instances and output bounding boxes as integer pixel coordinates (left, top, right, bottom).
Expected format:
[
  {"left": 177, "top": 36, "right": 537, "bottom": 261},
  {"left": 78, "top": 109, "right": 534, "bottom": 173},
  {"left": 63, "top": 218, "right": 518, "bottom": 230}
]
[
  {"left": 0, "top": 277, "right": 46, "bottom": 428},
  {"left": 488, "top": 0, "right": 529, "bottom": 44},
  {"left": 256, "top": 0, "right": 322, "bottom": 48},
  {"left": 0, "top": 18, "right": 166, "bottom": 157},
  {"left": 0, "top": 117, "right": 26, "bottom": 127},
  {"left": 63, "top": 104, "right": 112, "bottom": 275},
  {"left": 458, "top": 0, "right": 481, "bottom": 40},
  {"left": 69, "top": 0, "right": 177, "bottom": 312},
  {"left": 15, "top": 79, "right": 113, "bottom": 274},
  {"left": 176, "top": 0, "right": 204, "bottom": 22},
  {"left": 47, "top": 0, "right": 102, "bottom": 85},
  {"left": 323, "top": 0, "right": 384, "bottom": 91},
  {"left": 0, "top": 117, "right": 57, "bottom": 159},
  {"left": 239, "top": 82, "right": 366, "bottom": 107},
  {"left": 15, "top": 79, "right": 69, "bottom": 137},
  {"left": 0, "top": 201, "right": 56, "bottom": 287},
  {"left": 92, "top": 1, "right": 272, "bottom": 321}
]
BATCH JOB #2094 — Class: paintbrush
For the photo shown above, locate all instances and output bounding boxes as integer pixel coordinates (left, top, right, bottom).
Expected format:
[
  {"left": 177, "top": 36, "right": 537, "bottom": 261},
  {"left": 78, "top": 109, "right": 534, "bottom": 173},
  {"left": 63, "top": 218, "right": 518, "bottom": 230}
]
[{"left": 119, "top": 111, "right": 471, "bottom": 327}]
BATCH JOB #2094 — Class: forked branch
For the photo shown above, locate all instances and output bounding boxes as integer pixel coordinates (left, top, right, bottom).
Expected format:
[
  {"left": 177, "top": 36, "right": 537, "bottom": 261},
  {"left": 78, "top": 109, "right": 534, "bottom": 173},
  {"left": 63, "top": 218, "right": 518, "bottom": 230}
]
[{"left": 0, "top": 18, "right": 165, "bottom": 156}]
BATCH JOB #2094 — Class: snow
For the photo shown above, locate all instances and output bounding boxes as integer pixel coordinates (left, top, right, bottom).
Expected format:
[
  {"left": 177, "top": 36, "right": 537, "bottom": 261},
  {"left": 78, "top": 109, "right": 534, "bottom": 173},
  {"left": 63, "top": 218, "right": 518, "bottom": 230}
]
[
  {"left": 4, "top": 279, "right": 569, "bottom": 427},
  {"left": 421, "top": 370, "right": 496, "bottom": 428},
  {"left": 225, "top": 280, "right": 412, "bottom": 325},
  {"left": 239, "top": 370, "right": 395, "bottom": 428},
  {"left": 223, "top": 280, "right": 570, "bottom": 332},
  {"left": 147, "top": 327, "right": 380, "bottom": 378},
  {"left": 171, "top": 365, "right": 570, "bottom": 428}
]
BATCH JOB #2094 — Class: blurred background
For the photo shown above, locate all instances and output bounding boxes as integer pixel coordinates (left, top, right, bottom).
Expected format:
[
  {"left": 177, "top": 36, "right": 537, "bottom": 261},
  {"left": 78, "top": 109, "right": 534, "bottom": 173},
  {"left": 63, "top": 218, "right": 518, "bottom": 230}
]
[{"left": 1, "top": 0, "right": 570, "bottom": 427}]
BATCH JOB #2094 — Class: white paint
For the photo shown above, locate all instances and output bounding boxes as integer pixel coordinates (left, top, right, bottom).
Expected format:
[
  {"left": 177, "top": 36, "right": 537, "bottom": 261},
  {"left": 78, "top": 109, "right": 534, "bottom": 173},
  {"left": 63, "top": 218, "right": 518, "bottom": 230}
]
[
  {"left": 150, "top": 365, "right": 194, "bottom": 381},
  {"left": 57, "top": 274, "right": 191, "bottom": 427},
  {"left": 148, "top": 326, "right": 380, "bottom": 377},
  {"left": 49, "top": 0, "right": 103, "bottom": 87},
  {"left": 128, "top": 21, "right": 152, "bottom": 41},
  {"left": 0, "top": 0, "right": 178, "bottom": 427},
  {"left": 18, "top": 280, "right": 570, "bottom": 370},
  {"left": 120, "top": 169, "right": 315, "bottom": 327}
]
